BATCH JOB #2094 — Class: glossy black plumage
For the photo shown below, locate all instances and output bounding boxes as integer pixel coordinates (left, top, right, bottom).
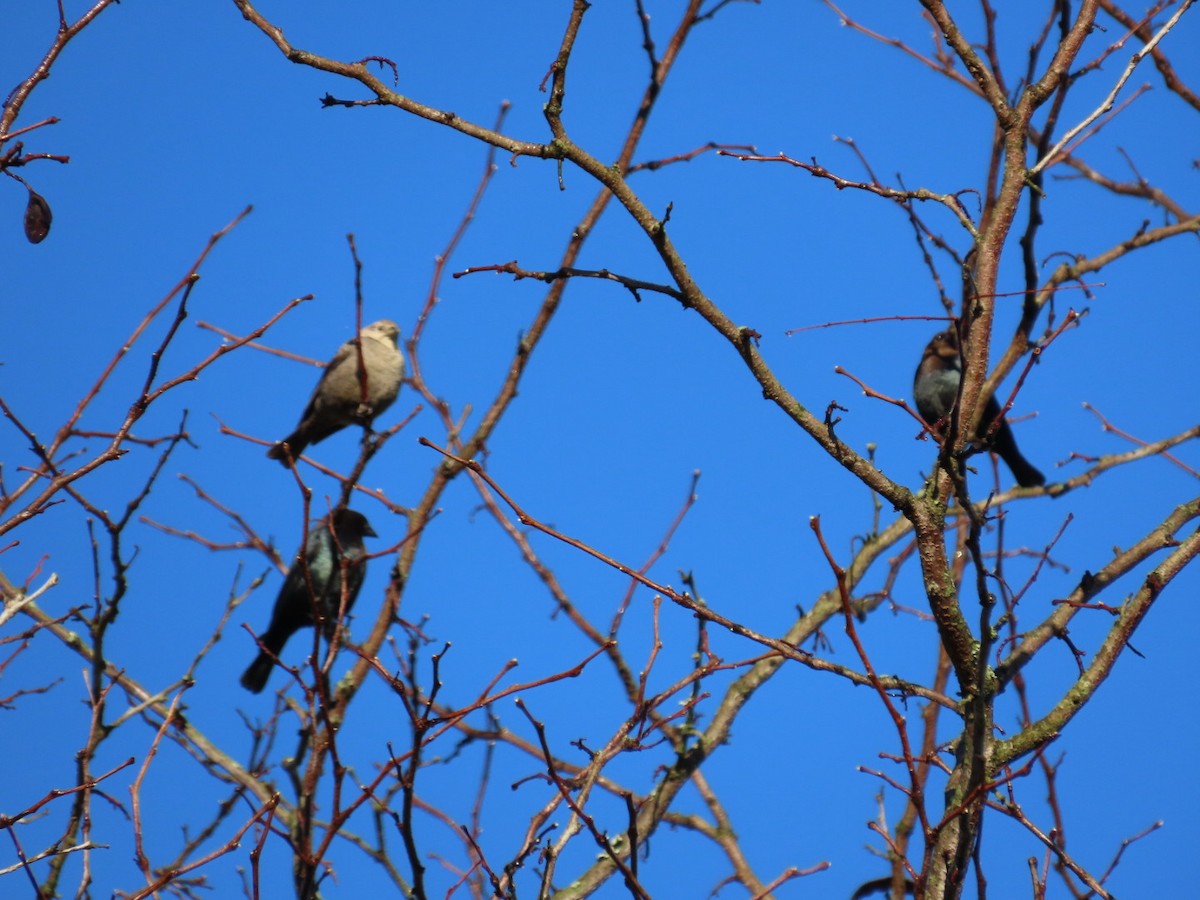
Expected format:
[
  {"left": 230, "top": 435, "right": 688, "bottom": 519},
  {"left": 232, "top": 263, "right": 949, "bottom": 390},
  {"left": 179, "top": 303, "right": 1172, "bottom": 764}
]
[
  {"left": 913, "top": 328, "right": 1045, "bottom": 488},
  {"left": 240, "top": 508, "right": 377, "bottom": 693}
]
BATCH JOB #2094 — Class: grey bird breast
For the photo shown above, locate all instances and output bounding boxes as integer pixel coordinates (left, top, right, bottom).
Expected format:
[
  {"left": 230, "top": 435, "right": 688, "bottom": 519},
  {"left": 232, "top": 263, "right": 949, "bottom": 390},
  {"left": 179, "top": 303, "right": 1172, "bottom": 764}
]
[
  {"left": 268, "top": 319, "right": 405, "bottom": 462},
  {"left": 315, "top": 325, "right": 405, "bottom": 425},
  {"left": 914, "top": 367, "right": 961, "bottom": 423}
]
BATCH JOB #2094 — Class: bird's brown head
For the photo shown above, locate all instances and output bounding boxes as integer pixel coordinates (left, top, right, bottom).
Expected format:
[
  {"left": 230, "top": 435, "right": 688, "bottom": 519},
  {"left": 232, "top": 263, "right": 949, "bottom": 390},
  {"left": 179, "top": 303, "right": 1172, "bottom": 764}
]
[
  {"left": 329, "top": 508, "right": 378, "bottom": 539},
  {"left": 925, "top": 328, "right": 960, "bottom": 361},
  {"left": 364, "top": 320, "right": 401, "bottom": 345}
]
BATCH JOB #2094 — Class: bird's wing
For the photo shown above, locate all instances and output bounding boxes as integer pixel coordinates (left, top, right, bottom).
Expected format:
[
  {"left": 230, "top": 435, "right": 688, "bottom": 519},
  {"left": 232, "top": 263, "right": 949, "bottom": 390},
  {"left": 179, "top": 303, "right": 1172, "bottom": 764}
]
[{"left": 293, "top": 341, "right": 355, "bottom": 420}]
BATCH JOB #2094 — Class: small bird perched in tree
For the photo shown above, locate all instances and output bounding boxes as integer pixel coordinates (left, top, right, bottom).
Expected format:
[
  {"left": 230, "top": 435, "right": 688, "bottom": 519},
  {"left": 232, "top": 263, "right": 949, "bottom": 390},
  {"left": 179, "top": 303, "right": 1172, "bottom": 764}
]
[
  {"left": 240, "top": 508, "right": 377, "bottom": 694},
  {"left": 913, "top": 327, "right": 1045, "bottom": 488},
  {"left": 267, "top": 319, "right": 405, "bottom": 464}
]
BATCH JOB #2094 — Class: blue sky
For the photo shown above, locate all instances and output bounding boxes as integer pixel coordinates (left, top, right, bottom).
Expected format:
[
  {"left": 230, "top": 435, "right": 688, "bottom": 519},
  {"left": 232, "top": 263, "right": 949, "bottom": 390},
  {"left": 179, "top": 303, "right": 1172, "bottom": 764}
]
[{"left": 3, "top": 2, "right": 1199, "bottom": 897}]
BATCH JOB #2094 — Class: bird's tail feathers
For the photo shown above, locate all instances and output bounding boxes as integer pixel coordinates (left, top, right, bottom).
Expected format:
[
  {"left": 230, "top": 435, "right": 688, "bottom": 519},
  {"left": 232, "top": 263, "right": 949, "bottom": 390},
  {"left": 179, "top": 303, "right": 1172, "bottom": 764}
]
[{"left": 240, "top": 652, "right": 275, "bottom": 693}]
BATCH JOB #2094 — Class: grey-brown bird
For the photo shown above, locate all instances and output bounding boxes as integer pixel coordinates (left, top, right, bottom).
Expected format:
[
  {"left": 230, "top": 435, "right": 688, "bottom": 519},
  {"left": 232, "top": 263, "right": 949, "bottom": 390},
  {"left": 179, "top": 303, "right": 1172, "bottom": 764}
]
[
  {"left": 268, "top": 320, "right": 405, "bottom": 464},
  {"left": 240, "top": 508, "right": 377, "bottom": 694},
  {"left": 913, "top": 328, "right": 1045, "bottom": 487}
]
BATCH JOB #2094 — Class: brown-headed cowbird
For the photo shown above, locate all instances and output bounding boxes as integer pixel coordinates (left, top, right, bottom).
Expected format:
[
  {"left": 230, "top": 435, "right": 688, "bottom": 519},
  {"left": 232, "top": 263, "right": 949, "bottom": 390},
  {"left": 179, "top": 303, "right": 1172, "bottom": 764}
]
[
  {"left": 914, "top": 328, "right": 1045, "bottom": 488},
  {"left": 240, "top": 508, "right": 377, "bottom": 694},
  {"left": 267, "top": 320, "right": 405, "bottom": 464}
]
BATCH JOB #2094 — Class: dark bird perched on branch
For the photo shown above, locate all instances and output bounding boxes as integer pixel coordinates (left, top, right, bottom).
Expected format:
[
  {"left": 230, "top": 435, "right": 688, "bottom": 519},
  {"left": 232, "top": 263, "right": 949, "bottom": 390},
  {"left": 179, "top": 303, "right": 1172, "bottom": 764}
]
[
  {"left": 267, "top": 319, "right": 405, "bottom": 464},
  {"left": 240, "top": 508, "right": 377, "bottom": 694},
  {"left": 913, "top": 328, "right": 1045, "bottom": 488}
]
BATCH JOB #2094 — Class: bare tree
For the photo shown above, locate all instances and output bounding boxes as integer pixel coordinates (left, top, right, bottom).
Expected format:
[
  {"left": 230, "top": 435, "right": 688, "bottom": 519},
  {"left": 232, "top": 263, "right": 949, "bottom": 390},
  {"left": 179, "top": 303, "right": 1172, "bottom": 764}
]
[{"left": 3, "top": 2, "right": 1198, "bottom": 899}]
